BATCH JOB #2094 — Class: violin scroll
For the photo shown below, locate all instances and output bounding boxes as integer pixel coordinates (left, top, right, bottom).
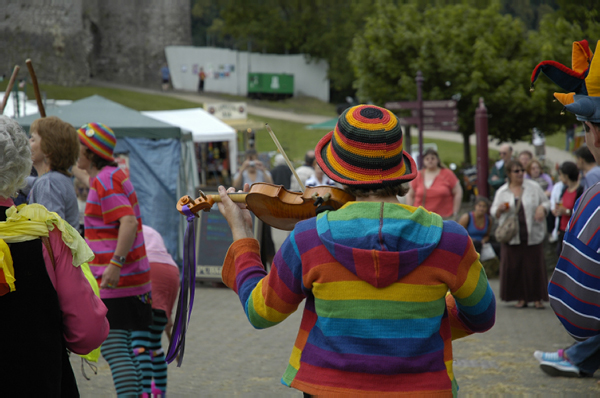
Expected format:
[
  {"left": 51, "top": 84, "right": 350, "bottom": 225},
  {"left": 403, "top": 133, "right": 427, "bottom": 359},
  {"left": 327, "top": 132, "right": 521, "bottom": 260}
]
[{"left": 177, "top": 190, "right": 215, "bottom": 216}]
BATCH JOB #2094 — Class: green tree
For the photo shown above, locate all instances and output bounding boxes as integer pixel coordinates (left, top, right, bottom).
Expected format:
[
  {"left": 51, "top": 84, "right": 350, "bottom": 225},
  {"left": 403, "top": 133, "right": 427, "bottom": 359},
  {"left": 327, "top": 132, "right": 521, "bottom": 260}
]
[
  {"left": 191, "top": 0, "right": 233, "bottom": 47},
  {"left": 500, "top": 0, "right": 558, "bottom": 30},
  {"left": 216, "top": 0, "right": 376, "bottom": 101},
  {"left": 350, "top": 2, "right": 567, "bottom": 164},
  {"left": 525, "top": 7, "right": 600, "bottom": 137},
  {"left": 554, "top": 0, "right": 600, "bottom": 33}
]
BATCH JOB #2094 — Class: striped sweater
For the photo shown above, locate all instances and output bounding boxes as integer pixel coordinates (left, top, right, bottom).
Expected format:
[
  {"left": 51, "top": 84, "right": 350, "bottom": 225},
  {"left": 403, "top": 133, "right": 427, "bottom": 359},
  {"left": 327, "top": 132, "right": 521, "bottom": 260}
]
[
  {"left": 222, "top": 201, "right": 496, "bottom": 397},
  {"left": 86, "top": 166, "right": 150, "bottom": 298},
  {"left": 549, "top": 183, "right": 600, "bottom": 340}
]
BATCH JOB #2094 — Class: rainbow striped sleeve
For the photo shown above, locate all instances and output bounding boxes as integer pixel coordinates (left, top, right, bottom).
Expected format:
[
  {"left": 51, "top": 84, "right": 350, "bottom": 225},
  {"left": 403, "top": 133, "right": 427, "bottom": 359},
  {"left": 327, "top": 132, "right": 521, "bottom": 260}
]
[
  {"left": 222, "top": 237, "right": 305, "bottom": 329},
  {"left": 440, "top": 222, "right": 496, "bottom": 339}
]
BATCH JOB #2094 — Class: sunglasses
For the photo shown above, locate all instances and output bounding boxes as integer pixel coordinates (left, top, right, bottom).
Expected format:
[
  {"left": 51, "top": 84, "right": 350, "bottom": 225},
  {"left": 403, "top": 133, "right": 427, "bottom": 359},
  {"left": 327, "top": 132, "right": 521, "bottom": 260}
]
[{"left": 511, "top": 169, "right": 524, "bottom": 174}]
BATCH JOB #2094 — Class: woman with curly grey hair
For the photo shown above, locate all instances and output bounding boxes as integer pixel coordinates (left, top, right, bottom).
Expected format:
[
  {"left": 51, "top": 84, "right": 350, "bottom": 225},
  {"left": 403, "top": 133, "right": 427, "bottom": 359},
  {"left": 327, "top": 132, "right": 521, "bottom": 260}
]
[
  {"left": 0, "top": 116, "right": 109, "bottom": 397},
  {"left": 0, "top": 116, "right": 32, "bottom": 199}
]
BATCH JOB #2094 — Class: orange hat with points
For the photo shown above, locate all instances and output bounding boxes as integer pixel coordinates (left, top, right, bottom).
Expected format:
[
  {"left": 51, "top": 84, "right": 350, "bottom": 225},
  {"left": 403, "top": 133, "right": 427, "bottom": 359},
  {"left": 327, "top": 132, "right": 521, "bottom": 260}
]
[
  {"left": 531, "top": 40, "right": 593, "bottom": 105},
  {"left": 532, "top": 40, "right": 600, "bottom": 122}
]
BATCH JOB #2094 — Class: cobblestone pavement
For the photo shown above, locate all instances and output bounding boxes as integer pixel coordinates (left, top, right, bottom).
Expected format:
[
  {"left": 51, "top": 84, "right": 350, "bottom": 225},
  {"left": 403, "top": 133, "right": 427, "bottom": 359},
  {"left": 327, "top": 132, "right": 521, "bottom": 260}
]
[{"left": 72, "top": 277, "right": 600, "bottom": 397}]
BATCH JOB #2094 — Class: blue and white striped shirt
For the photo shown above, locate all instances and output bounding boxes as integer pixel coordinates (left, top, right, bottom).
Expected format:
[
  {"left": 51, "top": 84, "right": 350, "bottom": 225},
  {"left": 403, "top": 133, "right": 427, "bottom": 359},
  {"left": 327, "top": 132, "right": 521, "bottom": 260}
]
[{"left": 549, "top": 182, "right": 600, "bottom": 340}]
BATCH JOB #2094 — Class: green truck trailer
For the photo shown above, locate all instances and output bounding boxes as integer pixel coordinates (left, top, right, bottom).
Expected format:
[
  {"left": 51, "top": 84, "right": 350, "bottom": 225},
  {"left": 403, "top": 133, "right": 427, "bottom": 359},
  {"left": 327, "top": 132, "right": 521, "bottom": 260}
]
[{"left": 247, "top": 73, "right": 294, "bottom": 99}]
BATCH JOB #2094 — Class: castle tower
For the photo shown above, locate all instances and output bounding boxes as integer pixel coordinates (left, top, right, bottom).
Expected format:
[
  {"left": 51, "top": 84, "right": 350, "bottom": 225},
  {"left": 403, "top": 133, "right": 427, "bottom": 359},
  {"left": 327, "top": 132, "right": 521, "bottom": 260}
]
[{"left": 0, "top": 0, "right": 191, "bottom": 87}]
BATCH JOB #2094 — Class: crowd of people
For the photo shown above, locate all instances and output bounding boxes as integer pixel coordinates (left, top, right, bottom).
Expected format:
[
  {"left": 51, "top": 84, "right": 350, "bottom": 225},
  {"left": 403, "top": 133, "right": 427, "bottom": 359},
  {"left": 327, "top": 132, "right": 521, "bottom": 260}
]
[
  {"left": 3, "top": 113, "right": 599, "bottom": 395},
  {"left": 0, "top": 115, "right": 179, "bottom": 396},
  {"left": 2, "top": 38, "right": 600, "bottom": 396},
  {"left": 216, "top": 50, "right": 600, "bottom": 391}
]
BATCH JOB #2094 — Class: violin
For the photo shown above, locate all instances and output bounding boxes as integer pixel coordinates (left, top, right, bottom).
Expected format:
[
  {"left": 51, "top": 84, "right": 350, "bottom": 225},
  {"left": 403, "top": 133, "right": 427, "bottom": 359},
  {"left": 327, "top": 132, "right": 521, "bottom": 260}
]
[{"left": 176, "top": 183, "right": 355, "bottom": 231}]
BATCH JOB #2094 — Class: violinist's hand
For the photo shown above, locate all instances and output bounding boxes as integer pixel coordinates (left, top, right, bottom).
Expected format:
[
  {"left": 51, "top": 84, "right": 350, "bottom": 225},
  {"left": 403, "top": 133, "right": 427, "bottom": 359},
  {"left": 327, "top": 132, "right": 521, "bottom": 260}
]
[{"left": 217, "top": 184, "right": 254, "bottom": 241}]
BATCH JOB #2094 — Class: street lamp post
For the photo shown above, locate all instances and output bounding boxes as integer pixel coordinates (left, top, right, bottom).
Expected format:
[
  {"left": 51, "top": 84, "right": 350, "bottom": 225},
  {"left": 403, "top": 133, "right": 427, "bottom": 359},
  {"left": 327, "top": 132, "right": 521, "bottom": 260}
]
[
  {"left": 475, "top": 97, "right": 489, "bottom": 198},
  {"left": 416, "top": 71, "right": 424, "bottom": 169}
]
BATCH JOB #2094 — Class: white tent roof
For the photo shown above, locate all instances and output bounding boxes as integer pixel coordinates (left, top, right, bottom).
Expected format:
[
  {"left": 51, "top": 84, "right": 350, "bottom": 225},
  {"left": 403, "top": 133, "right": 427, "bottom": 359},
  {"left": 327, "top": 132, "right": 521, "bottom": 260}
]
[
  {"left": 142, "top": 108, "right": 236, "bottom": 142},
  {"left": 142, "top": 108, "right": 238, "bottom": 174},
  {"left": 1, "top": 91, "right": 72, "bottom": 118}
]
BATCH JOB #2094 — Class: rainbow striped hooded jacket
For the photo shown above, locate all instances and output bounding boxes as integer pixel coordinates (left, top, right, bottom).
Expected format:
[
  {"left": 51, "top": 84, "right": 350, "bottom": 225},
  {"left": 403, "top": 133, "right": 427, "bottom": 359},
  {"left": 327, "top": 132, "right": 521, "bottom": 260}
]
[{"left": 222, "top": 201, "right": 496, "bottom": 397}]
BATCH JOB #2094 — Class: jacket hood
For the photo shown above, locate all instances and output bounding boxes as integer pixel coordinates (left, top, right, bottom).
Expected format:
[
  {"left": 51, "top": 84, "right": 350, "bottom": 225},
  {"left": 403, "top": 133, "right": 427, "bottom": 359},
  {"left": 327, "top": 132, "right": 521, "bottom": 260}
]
[{"left": 315, "top": 202, "right": 443, "bottom": 288}]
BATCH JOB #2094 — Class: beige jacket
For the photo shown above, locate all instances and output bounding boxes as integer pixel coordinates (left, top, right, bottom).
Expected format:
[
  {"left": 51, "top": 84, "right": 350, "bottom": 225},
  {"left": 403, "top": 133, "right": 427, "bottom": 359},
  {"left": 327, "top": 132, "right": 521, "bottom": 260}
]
[{"left": 490, "top": 179, "right": 551, "bottom": 246}]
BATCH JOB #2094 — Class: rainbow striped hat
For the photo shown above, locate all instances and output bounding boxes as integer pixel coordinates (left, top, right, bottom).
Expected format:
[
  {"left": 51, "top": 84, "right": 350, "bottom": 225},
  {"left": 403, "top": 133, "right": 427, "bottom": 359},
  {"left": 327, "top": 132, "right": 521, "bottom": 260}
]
[
  {"left": 77, "top": 122, "right": 116, "bottom": 161},
  {"left": 315, "top": 104, "right": 417, "bottom": 187}
]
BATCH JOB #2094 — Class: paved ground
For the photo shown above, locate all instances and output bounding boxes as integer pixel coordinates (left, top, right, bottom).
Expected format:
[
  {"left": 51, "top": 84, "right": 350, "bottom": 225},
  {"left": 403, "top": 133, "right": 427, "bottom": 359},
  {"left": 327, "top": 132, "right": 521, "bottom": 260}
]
[
  {"left": 72, "top": 277, "right": 600, "bottom": 397},
  {"left": 411, "top": 130, "right": 575, "bottom": 171},
  {"left": 73, "top": 225, "right": 600, "bottom": 397}
]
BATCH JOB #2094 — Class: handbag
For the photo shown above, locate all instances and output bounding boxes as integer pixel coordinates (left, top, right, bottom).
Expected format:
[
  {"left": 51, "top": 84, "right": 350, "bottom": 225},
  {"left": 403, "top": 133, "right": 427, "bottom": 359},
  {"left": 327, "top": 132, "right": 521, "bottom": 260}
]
[
  {"left": 495, "top": 196, "right": 523, "bottom": 243},
  {"left": 480, "top": 242, "right": 497, "bottom": 261}
]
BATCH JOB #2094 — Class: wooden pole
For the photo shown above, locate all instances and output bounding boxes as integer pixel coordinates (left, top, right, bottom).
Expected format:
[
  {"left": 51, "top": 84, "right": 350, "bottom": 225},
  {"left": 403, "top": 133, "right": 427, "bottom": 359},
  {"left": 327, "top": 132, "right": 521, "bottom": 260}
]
[
  {"left": 0, "top": 65, "right": 20, "bottom": 114},
  {"left": 475, "top": 97, "right": 489, "bottom": 198},
  {"left": 416, "top": 71, "right": 424, "bottom": 170},
  {"left": 25, "top": 59, "right": 45, "bottom": 117}
]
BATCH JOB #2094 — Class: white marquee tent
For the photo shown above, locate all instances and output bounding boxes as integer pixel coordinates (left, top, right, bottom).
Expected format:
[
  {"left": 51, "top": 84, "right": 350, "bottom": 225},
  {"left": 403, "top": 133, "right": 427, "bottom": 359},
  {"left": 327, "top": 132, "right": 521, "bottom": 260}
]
[{"left": 142, "top": 108, "right": 238, "bottom": 177}]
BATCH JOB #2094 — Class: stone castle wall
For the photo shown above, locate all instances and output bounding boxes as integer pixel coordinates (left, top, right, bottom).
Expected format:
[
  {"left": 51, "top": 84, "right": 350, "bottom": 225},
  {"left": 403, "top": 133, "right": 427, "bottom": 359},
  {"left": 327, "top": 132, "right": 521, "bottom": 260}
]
[{"left": 0, "top": 0, "right": 191, "bottom": 87}]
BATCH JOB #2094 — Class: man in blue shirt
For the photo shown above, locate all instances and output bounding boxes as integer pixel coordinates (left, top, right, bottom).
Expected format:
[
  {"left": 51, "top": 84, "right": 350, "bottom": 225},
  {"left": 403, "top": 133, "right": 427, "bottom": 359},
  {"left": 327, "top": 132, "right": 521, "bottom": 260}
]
[{"left": 160, "top": 64, "right": 170, "bottom": 91}]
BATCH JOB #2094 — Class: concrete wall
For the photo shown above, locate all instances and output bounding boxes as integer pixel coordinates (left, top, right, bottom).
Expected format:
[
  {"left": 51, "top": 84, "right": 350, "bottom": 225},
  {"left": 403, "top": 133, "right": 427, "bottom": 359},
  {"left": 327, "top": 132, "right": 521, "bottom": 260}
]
[
  {"left": 0, "top": 0, "right": 90, "bottom": 85},
  {"left": 0, "top": 0, "right": 191, "bottom": 87},
  {"left": 165, "top": 46, "right": 330, "bottom": 102},
  {"left": 85, "top": 0, "right": 191, "bottom": 86}
]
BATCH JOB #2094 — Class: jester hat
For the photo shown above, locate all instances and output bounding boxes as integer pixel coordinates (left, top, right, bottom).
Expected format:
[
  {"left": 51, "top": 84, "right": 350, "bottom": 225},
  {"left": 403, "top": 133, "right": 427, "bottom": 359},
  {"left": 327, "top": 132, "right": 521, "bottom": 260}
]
[{"left": 531, "top": 40, "right": 600, "bottom": 122}]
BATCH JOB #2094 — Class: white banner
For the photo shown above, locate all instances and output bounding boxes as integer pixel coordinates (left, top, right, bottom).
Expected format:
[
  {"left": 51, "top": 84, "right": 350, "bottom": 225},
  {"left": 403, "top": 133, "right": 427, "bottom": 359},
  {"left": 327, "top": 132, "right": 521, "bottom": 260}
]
[{"left": 204, "top": 102, "right": 247, "bottom": 120}]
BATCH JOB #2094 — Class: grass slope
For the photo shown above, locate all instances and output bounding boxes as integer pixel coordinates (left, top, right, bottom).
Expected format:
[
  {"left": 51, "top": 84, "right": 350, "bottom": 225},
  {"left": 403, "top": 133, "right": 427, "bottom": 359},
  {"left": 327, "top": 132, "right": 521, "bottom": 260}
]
[
  {"left": 0, "top": 82, "right": 199, "bottom": 111},
  {"left": 246, "top": 114, "right": 496, "bottom": 164},
  {"left": 1, "top": 81, "right": 496, "bottom": 163}
]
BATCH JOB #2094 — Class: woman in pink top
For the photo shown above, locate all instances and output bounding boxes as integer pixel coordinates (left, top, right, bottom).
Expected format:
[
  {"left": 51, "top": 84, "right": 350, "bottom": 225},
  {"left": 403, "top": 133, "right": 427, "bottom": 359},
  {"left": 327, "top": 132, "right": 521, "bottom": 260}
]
[
  {"left": 406, "top": 149, "right": 463, "bottom": 218},
  {"left": 0, "top": 116, "right": 109, "bottom": 397},
  {"left": 142, "top": 224, "right": 180, "bottom": 396}
]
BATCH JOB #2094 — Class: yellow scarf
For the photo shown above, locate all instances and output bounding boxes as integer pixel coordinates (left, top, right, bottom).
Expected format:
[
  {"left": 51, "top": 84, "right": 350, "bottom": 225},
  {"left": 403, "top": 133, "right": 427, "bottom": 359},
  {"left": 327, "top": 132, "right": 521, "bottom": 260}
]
[
  {"left": 0, "top": 204, "right": 102, "bottom": 362},
  {"left": 0, "top": 204, "right": 94, "bottom": 295}
]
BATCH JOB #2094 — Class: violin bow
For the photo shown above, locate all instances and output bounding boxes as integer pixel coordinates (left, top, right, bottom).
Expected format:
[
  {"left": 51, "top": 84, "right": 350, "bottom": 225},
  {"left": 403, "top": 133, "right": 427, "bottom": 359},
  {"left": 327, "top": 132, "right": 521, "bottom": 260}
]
[
  {"left": 1, "top": 65, "right": 20, "bottom": 115},
  {"left": 265, "top": 123, "right": 306, "bottom": 192},
  {"left": 25, "top": 59, "right": 45, "bottom": 117}
]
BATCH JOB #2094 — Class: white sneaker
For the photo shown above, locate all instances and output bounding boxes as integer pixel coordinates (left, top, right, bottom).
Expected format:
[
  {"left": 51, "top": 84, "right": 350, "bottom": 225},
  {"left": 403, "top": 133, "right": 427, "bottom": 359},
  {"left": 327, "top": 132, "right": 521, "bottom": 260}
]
[
  {"left": 533, "top": 350, "right": 562, "bottom": 363},
  {"left": 539, "top": 359, "right": 581, "bottom": 378}
]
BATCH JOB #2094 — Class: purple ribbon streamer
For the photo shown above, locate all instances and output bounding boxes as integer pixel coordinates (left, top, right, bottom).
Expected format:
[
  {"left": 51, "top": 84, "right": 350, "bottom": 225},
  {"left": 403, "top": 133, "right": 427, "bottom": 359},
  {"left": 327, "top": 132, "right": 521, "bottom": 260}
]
[{"left": 165, "top": 206, "right": 197, "bottom": 366}]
